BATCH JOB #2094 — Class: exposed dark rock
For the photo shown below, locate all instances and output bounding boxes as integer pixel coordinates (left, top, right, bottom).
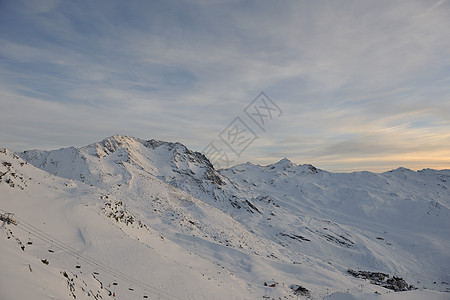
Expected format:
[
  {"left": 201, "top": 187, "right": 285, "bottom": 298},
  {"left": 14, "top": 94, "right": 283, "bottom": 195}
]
[
  {"left": 289, "top": 284, "right": 310, "bottom": 297},
  {"left": 347, "top": 269, "right": 415, "bottom": 291},
  {"left": 321, "top": 233, "right": 354, "bottom": 247},
  {"left": 279, "top": 233, "right": 310, "bottom": 242},
  {"left": 245, "top": 200, "right": 261, "bottom": 213}
]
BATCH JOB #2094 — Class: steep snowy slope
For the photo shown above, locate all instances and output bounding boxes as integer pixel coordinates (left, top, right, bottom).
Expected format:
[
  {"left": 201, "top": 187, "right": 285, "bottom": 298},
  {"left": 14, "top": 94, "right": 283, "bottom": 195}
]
[
  {"left": 2, "top": 146, "right": 368, "bottom": 300},
  {"left": 19, "top": 135, "right": 246, "bottom": 213},
  {"left": 0, "top": 149, "right": 256, "bottom": 299},
  {"left": 19, "top": 135, "right": 224, "bottom": 190},
  {"left": 221, "top": 160, "right": 450, "bottom": 290},
  {"left": 3, "top": 135, "right": 449, "bottom": 299}
]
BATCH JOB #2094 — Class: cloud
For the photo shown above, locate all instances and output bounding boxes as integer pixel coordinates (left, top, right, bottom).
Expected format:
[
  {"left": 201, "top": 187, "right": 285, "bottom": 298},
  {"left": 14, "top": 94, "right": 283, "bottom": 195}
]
[{"left": 0, "top": 0, "right": 449, "bottom": 171}]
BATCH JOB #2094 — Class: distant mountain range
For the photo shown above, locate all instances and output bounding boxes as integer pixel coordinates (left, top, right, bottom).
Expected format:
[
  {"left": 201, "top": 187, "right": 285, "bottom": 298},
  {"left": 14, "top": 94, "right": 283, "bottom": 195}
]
[{"left": 1, "top": 135, "right": 449, "bottom": 299}]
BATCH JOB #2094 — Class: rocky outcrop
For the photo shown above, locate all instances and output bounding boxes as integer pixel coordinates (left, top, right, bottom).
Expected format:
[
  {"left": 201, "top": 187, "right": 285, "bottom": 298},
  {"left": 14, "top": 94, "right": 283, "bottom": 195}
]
[{"left": 347, "top": 269, "right": 415, "bottom": 291}]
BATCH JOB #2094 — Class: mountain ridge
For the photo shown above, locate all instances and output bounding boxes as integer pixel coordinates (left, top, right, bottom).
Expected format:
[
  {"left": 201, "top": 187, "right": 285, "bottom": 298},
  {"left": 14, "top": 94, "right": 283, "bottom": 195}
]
[
  {"left": 19, "top": 134, "right": 450, "bottom": 174},
  {"left": 1, "top": 135, "right": 449, "bottom": 299}
]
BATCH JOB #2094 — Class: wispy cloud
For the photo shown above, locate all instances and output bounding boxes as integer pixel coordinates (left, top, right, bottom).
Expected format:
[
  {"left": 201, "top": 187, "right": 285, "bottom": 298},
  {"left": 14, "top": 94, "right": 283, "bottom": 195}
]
[{"left": 0, "top": 0, "right": 449, "bottom": 171}]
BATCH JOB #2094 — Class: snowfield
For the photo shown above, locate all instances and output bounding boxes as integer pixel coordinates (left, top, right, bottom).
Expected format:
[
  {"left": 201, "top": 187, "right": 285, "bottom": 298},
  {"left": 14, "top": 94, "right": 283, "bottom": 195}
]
[{"left": 1, "top": 135, "right": 449, "bottom": 299}]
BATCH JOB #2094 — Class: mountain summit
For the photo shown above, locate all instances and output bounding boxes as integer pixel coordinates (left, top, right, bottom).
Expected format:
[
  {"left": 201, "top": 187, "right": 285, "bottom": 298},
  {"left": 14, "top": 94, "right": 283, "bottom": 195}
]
[
  {"left": 1, "top": 136, "right": 449, "bottom": 299},
  {"left": 19, "top": 134, "right": 224, "bottom": 187}
]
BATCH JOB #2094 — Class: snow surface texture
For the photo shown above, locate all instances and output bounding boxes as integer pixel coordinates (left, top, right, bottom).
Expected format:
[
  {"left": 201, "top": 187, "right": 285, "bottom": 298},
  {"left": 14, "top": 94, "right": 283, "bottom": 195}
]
[{"left": 1, "top": 135, "right": 449, "bottom": 299}]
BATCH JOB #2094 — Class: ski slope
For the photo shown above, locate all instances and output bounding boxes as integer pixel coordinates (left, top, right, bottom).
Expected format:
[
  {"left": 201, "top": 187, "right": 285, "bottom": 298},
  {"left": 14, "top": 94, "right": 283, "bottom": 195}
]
[{"left": 1, "top": 135, "right": 449, "bottom": 299}]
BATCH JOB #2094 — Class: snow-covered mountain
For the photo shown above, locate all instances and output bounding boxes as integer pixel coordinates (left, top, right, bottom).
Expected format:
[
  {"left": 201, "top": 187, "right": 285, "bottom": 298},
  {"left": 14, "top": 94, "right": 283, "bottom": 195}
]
[{"left": 1, "top": 135, "right": 449, "bottom": 299}]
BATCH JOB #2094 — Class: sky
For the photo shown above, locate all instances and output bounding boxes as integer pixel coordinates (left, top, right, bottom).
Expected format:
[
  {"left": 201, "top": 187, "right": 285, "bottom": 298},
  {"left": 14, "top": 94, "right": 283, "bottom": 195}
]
[{"left": 1, "top": 0, "right": 449, "bottom": 172}]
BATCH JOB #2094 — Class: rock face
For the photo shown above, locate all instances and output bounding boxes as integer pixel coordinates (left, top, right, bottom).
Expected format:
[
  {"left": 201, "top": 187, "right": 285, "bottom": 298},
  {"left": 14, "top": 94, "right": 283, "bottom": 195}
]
[
  {"left": 347, "top": 269, "right": 415, "bottom": 291},
  {"left": 289, "top": 284, "right": 311, "bottom": 297}
]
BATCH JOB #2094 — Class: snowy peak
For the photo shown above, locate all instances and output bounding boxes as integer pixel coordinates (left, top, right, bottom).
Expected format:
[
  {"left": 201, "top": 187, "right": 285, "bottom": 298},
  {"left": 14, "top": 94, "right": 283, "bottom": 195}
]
[
  {"left": 95, "top": 134, "right": 215, "bottom": 172},
  {"left": 4, "top": 137, "right": 450, "bottom": 299},
  {"left": 18, "top": 135, "right": 226, "bottom": 190},
  {"left": 91, "top": 134, "right": 144, "bottom": 157},
  {"left": 267, "top": 158, "right": 322, "bottom": 174},
  {"left": 225, "top": 159, "right": 320, "bottom": 178},
  {"left": 90, "top": 134, "right": 206, "bottom": 164},
  {"left": 385, "top": 167, "right": 416, "bottom": 174},
  {"left": 270, "top": 157, "right": 294, "bottom": 168}
]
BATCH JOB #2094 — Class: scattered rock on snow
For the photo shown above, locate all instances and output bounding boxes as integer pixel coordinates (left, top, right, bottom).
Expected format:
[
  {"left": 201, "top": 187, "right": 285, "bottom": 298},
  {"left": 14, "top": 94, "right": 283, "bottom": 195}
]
[
  {"left": 347, "top": 269, "right": 415, "bottom": 291},
  {"left": 289, "top": 284, "right": 311, "bottom": 297}
]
